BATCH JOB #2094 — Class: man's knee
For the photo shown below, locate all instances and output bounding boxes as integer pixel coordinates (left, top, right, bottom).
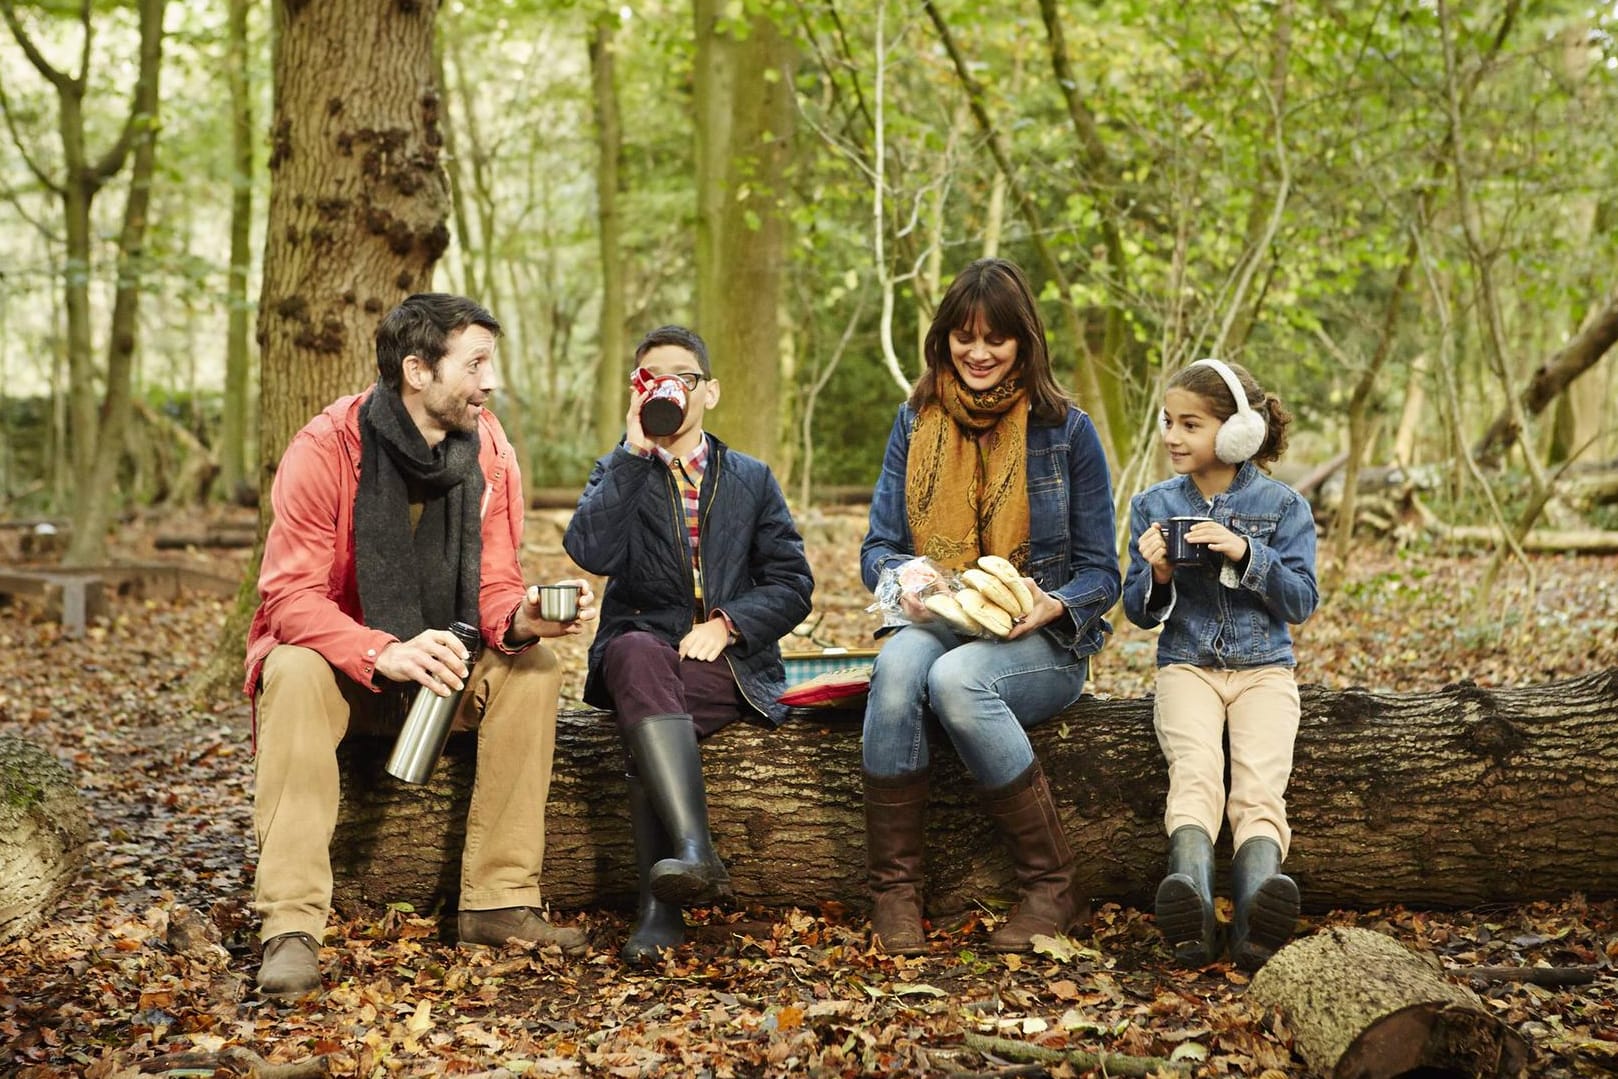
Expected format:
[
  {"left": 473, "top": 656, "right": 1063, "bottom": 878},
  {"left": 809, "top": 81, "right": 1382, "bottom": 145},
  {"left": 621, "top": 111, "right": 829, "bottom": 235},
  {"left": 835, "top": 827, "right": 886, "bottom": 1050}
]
[{"left": 262, "top": 645, "right": 339, "bottom": 691}]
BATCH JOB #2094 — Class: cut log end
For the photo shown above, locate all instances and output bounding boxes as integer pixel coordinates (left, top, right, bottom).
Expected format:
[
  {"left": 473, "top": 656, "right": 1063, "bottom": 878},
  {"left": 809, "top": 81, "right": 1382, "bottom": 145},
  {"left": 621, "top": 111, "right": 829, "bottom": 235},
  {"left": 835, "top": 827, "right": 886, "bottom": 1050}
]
[{"left": 0, "top": 734, "right": 92, "bottom": 946}]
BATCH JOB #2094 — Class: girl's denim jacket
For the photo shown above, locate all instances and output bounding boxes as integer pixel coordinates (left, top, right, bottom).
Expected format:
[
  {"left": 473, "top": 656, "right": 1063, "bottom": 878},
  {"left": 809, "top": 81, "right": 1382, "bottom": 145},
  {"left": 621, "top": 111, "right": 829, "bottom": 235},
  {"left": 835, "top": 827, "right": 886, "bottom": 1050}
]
[
  {"left": 861, "top": 403, "right": 1121, "bottom": 658},
  {"left": 1122, "top": 464, "right": 1318, "bottom": 668}
]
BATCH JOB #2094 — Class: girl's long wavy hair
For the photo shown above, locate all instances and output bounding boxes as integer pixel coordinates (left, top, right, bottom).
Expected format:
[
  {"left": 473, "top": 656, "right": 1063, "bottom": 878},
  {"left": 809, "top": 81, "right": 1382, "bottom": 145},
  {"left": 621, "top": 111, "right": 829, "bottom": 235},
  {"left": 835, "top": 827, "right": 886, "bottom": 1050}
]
[{"left": 911, "top": 258, "right": 1073, "bottom": 426}]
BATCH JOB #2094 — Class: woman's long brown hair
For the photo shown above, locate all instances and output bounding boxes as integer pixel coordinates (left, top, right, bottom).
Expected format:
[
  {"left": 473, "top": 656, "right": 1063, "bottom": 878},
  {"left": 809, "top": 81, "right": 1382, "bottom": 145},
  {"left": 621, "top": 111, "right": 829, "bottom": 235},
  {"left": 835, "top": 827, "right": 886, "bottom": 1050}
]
[{"left": 911, "top": 258, "right": 1073, "bottom": 425}]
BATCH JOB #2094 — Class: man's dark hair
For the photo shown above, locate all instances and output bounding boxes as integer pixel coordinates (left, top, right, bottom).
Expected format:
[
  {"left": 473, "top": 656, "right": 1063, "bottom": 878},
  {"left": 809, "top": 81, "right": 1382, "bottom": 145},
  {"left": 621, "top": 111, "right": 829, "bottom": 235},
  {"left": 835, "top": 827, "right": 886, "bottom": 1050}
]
[
  {"left": 633, "top": 324, "right": 711, "bottom": 378},
  {"left": 376, "top": 293, "right": 502, "bottom": 391}
]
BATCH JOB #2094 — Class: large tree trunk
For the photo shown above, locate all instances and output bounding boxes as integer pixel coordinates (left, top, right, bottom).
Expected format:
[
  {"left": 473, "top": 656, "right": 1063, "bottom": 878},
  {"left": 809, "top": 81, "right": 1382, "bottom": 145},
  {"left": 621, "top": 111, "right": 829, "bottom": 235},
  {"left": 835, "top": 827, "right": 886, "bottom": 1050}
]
[
  {"left": 195, "top": 0, "right": 452, "bottom": 704},
  {"left": 255, "top": 0, "right": 451, "bottom": 484},
  {"left": 1248, "top": 927, "right": 1530, "bottom": 1078},
  {"left": 693, "top": 0, "right": 794, "bottom": 471},
  {"left": 330, "top": 668, "right": 1618, "bottom": 915},
  {"left": 0, "top": 734, "right": 91, "bottom": 945}
]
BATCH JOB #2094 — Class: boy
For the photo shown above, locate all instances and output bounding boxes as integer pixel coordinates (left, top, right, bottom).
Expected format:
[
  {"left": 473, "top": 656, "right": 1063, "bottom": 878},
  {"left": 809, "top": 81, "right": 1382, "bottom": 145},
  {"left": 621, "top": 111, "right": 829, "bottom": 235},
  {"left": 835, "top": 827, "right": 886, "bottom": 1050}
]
[{"left": 563, "top": 325, "right": 814, "bottom": 964}]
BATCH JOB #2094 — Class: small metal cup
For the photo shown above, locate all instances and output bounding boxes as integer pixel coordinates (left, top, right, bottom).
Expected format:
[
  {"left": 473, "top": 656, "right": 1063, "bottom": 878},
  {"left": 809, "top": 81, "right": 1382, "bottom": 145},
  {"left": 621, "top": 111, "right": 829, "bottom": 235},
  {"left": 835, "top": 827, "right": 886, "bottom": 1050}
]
[{"left": 536, "top": 583, "right": 581, "bottom": 622}]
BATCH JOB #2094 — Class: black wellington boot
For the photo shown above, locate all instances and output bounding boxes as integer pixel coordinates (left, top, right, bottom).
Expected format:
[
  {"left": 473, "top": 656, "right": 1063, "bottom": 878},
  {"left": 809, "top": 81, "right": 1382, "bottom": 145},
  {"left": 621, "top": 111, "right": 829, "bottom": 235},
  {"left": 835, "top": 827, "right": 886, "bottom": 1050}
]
[
  {"left": 1229, "top": 836, "right": 1299, "bottom": 972},
  {"left": 1154, "top": 825, "right": 1221, "bottom": 966},
  {"left": 624, "top": 714, "right": 733, "bottom": 905},
  {"left": 622, "top": 773, "right": 686, "bottom": 965}
]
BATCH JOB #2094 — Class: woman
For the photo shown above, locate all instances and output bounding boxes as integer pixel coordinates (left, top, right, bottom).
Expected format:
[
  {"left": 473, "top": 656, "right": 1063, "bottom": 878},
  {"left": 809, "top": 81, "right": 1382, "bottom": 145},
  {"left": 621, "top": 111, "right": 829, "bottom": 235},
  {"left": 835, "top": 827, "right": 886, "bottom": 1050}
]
[{"left": 861, "top": 257, "right": 1120, "bottom": 954}]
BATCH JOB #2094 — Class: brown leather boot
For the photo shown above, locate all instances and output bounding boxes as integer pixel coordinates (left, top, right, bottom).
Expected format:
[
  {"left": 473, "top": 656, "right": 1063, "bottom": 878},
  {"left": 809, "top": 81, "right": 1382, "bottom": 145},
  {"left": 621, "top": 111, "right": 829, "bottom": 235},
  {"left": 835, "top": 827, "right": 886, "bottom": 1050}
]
[
  {"left": 981, "top": 760, "right": 1088, "bottom": 952},
  {"left": 458, "top": 907, "right": 588, "bottom": 956},
  {"left": 864, "top": 770, "right": 929, "bottom": 956}
]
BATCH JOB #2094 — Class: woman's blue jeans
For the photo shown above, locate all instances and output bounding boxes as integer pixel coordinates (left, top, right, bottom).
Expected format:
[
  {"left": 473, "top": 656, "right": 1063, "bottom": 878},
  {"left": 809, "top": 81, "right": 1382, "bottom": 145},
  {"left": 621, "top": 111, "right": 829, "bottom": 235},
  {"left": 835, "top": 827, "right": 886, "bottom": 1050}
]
[{"left": 861, "top": 621, "right": 1089, "bottom": 789}]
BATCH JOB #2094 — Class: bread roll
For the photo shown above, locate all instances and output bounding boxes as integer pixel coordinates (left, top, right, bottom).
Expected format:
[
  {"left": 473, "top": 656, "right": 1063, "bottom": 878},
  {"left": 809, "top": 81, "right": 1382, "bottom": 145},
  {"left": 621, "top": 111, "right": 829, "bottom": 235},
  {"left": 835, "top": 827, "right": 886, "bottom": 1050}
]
[
  {"left": 956, "top": 589, "right": 1014, "bottom": 638},
  {"left": 961, "top": 567, "right": 1026, "bottom": 619},
  {"left": 923, "top": 592, "right": 983, "bottom": 635},
  {"left": 976, "top": 556, "right": 1035, "bottom": 616}
]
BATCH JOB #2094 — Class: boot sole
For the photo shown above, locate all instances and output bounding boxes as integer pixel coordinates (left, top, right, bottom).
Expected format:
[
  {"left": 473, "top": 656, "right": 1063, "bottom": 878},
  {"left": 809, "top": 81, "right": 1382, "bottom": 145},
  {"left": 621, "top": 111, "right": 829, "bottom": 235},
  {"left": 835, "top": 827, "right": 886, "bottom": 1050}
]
[
  {"left": 1235, "top": 875, "right": 1300, "bottom": 971},
  {"left": 1155, "top": 875, "right": 1220, "bottom": 966},
  {"left": 649, "top": 863, "right": 733, "bottom": 905}
]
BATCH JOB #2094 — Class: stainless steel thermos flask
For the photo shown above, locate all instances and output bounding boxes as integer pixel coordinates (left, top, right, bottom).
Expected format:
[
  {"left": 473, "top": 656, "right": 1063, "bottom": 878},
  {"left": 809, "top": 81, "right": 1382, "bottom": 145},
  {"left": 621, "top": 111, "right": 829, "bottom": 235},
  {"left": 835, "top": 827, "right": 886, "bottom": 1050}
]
[{"left": 384, "top": 621, "right": 483, "bottom": 784}]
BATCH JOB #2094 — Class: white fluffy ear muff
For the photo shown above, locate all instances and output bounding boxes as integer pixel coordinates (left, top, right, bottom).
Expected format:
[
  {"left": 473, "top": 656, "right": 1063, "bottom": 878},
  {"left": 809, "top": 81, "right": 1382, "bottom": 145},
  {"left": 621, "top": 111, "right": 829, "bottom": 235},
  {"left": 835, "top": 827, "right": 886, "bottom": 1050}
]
[{"left": 1191, "top": 357, "right": 1267, "bottom": 464}]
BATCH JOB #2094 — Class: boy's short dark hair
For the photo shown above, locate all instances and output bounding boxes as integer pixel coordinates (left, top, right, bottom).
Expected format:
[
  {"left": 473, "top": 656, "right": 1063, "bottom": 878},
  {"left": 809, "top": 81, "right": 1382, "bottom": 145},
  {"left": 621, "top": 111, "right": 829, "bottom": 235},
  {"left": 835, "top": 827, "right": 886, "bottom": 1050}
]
[
  {"left": 634, "top": 325, "right": 711, "bottom": 378},
  {"left": 376, "top": 293, "right": 502, "bottom": 390}
]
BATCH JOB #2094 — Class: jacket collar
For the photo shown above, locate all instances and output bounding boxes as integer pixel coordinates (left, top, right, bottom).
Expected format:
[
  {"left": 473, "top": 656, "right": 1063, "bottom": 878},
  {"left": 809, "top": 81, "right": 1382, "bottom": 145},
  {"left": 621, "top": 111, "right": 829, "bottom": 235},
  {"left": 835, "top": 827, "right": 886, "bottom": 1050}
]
[{"left": 1176, "top": 460, "right": 1258, "bottom": 510}]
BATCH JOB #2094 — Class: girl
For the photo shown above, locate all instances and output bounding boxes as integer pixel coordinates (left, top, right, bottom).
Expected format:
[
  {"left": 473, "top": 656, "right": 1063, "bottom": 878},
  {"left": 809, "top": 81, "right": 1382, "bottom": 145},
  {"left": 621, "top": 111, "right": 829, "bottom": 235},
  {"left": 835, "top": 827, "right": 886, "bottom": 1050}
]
[
  {"left": 860, "top": 258, "right": 1120, "bottom": 955},
  {"left": 1123, "top": 358, "right": 1318, "bottom": 972}
]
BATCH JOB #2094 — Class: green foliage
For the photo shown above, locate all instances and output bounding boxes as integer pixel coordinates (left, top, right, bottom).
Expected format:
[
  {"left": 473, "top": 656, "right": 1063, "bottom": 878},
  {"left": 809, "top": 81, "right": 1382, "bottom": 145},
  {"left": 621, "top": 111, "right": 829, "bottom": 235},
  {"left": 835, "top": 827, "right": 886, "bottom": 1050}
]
[{"left": 2, "top": 0, "right": 1617, "bottom": 511}]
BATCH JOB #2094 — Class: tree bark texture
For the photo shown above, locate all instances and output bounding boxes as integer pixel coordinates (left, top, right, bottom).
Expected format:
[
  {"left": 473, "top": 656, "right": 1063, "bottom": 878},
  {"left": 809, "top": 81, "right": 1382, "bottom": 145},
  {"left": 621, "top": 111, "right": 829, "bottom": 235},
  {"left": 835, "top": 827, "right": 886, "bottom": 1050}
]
[
  {"left": 692, "top": 0, "right": 794, "bottom": 472},
  {"left": 1247, "top": 926, "right": 1529, "bottom": 1078},
  {"left": 256, "top": 0, "right": 451, "bottom": 483},
  {"left": 329, "top": 668, "right": 1618, "bottom": 915},
  {"left": 0, "top": 734, "right": 91, "bottom": 946}
]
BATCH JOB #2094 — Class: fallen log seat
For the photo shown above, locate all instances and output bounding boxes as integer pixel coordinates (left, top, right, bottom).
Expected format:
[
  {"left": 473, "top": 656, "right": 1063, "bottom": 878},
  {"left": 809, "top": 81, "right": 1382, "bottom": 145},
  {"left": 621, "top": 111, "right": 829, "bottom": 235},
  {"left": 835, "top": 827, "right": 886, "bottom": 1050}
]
[{"left": 329, "top": 667, "right": 1618, "bottom": 916}]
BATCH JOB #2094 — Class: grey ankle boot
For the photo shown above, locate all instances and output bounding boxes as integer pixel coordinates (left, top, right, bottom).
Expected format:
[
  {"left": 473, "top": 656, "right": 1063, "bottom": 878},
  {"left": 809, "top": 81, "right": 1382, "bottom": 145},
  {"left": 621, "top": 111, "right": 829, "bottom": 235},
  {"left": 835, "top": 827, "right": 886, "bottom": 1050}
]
[
  {"left": 1229, "top": 836, "right": 1299, "bottom": 972},
  {"left": 1154, "top": 825, "right": 1222, "bottom": 966}
]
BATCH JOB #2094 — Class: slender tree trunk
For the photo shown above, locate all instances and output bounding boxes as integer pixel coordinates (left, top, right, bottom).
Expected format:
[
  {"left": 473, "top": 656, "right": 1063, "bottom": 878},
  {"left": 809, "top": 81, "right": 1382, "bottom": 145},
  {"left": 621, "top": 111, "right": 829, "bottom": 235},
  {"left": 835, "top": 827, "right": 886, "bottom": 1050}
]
[
  {"left": 65, "top": 0, "right": 167, "bottom": 566},
  {"left": 693, "top": 0, "right": 795, "bottom": 470},
  {"left": 218, "top": 0, "right": 254, "bottom": 502},
  {"left": 1034, "top": 0, "right": 1135, "bottom": 438},
  {"left": 1, "top": 0, "right": 153, "bottom": 516},
  {"left": 589, "top": 7, "right": 627, "bottom": 450}
]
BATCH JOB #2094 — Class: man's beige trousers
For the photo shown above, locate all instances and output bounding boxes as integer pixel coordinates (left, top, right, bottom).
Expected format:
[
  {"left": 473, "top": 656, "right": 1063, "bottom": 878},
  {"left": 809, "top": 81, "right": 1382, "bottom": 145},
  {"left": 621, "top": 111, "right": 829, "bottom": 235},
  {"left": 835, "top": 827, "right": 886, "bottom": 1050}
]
[
  {"left": 1152, "top": 663, "right": 1300, "bottom": 857},
  {"left": 253, "top": 642, "right": 562, "bottom": 942}
]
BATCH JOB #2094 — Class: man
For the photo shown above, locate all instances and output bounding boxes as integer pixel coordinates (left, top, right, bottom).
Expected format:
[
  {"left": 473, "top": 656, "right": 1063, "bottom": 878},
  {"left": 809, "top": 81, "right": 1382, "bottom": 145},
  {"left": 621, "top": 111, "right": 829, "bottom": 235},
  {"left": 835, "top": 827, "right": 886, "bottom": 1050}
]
[
  {"left": 564, "top": 325, "right": 814, "bottom": 965},
  {"left": 244, "top": 293, "right": 594, "bottom": 999}
]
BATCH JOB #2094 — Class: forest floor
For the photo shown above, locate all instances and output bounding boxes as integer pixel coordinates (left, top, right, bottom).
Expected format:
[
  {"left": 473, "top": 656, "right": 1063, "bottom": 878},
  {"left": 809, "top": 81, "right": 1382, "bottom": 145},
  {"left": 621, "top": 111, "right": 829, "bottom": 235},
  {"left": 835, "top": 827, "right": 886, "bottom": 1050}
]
[{"left": 1, "top": 504, "right": 1617, "bottom": 1077}]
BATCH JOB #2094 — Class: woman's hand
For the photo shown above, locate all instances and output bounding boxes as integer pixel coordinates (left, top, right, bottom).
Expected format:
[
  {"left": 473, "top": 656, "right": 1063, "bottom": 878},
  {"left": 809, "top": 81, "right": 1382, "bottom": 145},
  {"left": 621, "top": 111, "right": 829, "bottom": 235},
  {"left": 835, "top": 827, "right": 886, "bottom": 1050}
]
[
  {"left": 1005, "top": 579, "right": 1065, "bottom": 640},
  {"left": 898, "top": 590, "right": 934, "bottom": 623}
]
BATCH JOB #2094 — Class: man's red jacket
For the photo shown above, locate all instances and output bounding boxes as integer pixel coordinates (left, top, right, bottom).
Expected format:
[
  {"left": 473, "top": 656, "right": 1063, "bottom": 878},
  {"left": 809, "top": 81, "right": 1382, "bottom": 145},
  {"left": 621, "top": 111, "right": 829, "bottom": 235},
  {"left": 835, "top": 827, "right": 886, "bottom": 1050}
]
[{"left": 243, "top": 389, "right": 531, "bottom": 702}]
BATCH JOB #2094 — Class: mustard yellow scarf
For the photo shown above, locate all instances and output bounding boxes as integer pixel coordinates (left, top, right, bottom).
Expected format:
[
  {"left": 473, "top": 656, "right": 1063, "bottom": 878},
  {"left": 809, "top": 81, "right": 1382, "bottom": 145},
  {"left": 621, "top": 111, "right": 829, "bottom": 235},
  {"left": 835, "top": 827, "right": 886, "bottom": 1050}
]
[{"left": 905, "top": 372, "right": 1032, "bottom": 571}]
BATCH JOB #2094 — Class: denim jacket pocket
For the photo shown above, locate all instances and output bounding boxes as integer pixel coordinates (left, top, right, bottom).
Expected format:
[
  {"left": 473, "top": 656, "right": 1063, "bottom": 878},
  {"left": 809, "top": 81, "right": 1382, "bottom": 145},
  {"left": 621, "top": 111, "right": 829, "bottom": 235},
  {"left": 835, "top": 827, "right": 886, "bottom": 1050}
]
[{"left": 1227, "top": 512, "right": 1280, "bottom": 543}]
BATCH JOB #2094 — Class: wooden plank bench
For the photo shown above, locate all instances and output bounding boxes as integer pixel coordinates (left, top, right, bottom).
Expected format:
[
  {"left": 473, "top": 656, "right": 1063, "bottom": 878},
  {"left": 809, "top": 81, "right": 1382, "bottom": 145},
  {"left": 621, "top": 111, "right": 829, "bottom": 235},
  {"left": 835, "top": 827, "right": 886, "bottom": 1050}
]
[
  {"left": 0, "top": 561, "right": 241, "bottom": 636},
  {"left": 0, "top": 570, "right": 106, "bottom": 638}
]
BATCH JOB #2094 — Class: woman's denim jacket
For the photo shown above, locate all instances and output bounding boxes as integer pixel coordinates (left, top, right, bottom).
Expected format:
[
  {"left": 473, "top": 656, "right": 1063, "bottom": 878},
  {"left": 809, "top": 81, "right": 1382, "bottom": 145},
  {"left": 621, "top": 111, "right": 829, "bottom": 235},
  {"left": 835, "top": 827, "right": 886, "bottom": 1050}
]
[
  {"left": 861, "top": 403, "right": 1121, "bottom": 658},
  {"left": 1122, "top": 463, "right": 1318, "bottom": 668}
]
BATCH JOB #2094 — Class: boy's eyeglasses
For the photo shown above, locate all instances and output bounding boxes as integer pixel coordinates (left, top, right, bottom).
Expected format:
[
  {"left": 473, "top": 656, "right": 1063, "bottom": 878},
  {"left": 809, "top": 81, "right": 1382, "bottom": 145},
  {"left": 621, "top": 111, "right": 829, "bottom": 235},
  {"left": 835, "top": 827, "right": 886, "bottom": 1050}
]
[{"left": 633, "top": 368, "right": 709, "bottom": 391}]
